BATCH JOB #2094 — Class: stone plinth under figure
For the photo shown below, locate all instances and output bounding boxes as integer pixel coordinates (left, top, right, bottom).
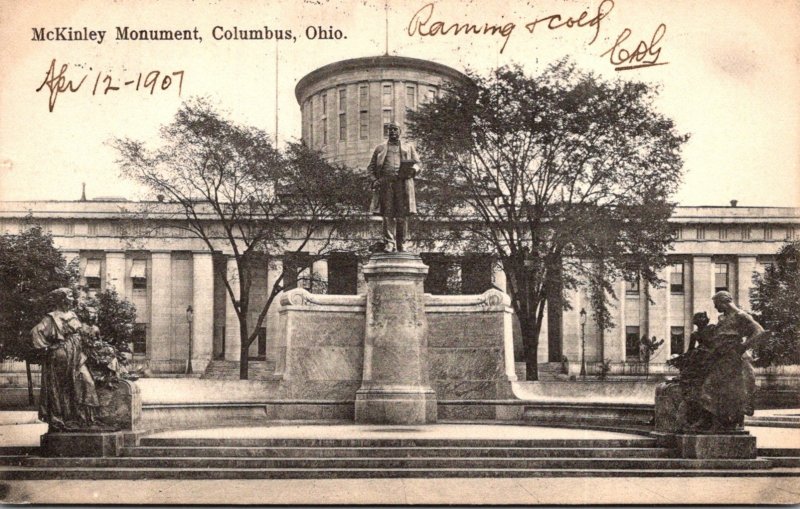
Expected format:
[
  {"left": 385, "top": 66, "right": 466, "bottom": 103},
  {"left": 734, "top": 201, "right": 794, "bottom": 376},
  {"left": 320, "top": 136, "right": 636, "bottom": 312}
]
[{"left": 368, "top": 122, "right": 420, "bottom": 253}]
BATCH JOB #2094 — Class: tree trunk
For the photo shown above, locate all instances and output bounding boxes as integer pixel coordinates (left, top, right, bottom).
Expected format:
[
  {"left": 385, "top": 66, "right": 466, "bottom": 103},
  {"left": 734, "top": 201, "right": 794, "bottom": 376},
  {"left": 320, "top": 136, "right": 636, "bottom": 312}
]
[
  {"left": 521, "top": 320, "right": 540, "bottom": 381},
  {"left": 25, "top": 360, "right": 34, "bottom": 406},
  {"left": 238, "top": 321, "right": 250, "bottom": 380},
  {"left": 524, "top": 341, "right": 539, "bottom": 381}
]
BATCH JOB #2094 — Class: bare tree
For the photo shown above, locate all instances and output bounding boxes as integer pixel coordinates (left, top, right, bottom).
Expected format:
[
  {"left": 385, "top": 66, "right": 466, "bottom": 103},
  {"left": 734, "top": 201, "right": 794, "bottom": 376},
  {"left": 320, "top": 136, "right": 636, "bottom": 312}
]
[{"left": 113, "top": 99, "right": 366, "bottom": 379}]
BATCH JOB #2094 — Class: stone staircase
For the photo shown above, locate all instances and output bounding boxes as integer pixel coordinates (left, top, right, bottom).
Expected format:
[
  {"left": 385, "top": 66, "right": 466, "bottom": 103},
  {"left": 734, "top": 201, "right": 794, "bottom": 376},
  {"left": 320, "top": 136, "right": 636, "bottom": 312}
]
[
  {"left": 201, "top": 360, "right": 277, "bottom": 380},
  {"left": 0, "top": 435, "right": 783, "bottom": 479}
]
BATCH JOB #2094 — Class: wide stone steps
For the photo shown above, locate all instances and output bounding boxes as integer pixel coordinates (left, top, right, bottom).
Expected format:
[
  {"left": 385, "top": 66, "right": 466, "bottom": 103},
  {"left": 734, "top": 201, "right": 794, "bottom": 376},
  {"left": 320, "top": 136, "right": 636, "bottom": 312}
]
[
  {"left": 0, "top": 436, "right": 784, "bottom": 479},
  {"left": 0, "top": 466, "right": 789, "bottom": 480},
  {"left": 758, "top": 448, "right": 800, "bottom": 467},
  {"left": 137, "top": 437, "right": 657, "bottom": 448},
  {"left": 0, "top": 456, "right": 773, "bottom": 471},
  {"left": 122, "top": 446, "right": 672, "bottom": 458}
]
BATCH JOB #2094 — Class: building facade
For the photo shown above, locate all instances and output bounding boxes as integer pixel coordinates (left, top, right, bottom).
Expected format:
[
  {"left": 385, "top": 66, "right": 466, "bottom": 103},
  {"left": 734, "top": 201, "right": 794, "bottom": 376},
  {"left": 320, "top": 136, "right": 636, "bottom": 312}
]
[
  {"left": 2, "top": 55, "right": 798, "bottom": 378},
  {"left": 0, "top": 200, "right": 797, "bottom": 376}
]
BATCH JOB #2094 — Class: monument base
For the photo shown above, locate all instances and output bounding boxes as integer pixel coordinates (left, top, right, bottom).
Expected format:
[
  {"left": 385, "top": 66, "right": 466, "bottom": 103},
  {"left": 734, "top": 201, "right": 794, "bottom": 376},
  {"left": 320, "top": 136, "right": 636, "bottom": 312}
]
[
  {"left": 41, "top": 431, "right": 125, "bottom": 457},
  {"left": 355, "top": 387, "right": 437, "bottom": 424},
  {"left": 675, "top": 432, "right": 757, "bottom": 459}
]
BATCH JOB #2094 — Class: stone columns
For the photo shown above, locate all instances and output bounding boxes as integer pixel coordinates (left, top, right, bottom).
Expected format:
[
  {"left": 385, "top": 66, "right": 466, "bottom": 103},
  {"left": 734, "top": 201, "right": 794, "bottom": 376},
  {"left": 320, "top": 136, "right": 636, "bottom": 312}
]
[
  {"left": 606, "top": 279, "right": 626, "bottom": 362},
  {"left": 192, "top": 252, "right": 214, "bottom": 373},
  {"left": 691, "top": 256, "right": 714, "bottom": 319},
  {"left": 737, "top": 256, "right": 757, "bottom": 310},
  {"left": 224, "top": 257, "right": 241, "bottom": 361},
  {"left": 647, "top": 266, "right": 671, "bottom": 362},
  {"left": 312, "top": 258, "right": 328, "bottom": 294},
  {"left": 355, "top": 253, "right": 437, "bottom": 424},
  {"left": 149, "top": 252, "right": 172, "bottom": 360},
  {"left": 105, "top": 251, "right": 126, "bottom": 294}
]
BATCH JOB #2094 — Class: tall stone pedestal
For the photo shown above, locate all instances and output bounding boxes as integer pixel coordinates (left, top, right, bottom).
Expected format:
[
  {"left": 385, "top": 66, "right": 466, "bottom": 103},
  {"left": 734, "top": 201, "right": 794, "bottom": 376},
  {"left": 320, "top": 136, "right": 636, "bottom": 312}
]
[{"left": 355, "top": 253, "right": 437, "bottom": 424}]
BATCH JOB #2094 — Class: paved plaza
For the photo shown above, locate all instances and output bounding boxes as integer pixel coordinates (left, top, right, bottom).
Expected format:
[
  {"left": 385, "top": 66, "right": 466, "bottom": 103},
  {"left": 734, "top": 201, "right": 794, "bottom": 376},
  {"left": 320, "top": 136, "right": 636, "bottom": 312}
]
[{"left": 2, "top": 475, "right": 799, "bottom": 504}]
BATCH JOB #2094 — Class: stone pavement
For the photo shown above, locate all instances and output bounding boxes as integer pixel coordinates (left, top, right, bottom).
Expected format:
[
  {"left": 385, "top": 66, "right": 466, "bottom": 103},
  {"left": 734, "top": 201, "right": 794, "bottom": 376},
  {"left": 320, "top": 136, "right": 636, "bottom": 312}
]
[{"left": 1, "top": 476, "right": 799, "bottom": 504}]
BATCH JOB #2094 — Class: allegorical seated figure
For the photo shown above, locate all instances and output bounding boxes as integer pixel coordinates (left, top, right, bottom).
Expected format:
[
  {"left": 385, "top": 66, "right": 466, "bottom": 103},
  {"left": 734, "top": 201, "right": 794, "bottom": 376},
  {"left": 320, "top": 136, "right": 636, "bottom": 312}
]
[
  {"left": 669, "top": 292, "right": 764, "bottom": 433},
  {"left": 31, "top": 288, "right": 100, "bottom": 431}
]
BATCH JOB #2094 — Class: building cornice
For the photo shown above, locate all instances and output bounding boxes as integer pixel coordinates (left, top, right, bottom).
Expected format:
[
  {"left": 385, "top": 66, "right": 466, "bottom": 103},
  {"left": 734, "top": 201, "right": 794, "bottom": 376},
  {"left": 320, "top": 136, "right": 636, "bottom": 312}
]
[{"left": 295, "top": 54, "right": 472, "bottom": 104}]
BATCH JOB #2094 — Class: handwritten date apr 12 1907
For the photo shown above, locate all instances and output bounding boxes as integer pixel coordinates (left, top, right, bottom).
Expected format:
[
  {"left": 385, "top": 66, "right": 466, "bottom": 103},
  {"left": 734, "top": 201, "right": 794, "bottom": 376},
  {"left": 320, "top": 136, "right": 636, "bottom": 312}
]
[{"left": 36, "top": 59, "right": 185, "bottom": 112}]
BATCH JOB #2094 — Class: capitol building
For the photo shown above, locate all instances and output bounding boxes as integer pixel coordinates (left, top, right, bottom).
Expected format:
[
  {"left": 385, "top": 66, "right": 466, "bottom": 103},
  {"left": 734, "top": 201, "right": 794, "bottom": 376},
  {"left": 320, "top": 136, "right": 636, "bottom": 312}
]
[{"left": 1, "top": 55, "right": 798, "bottom": 379}]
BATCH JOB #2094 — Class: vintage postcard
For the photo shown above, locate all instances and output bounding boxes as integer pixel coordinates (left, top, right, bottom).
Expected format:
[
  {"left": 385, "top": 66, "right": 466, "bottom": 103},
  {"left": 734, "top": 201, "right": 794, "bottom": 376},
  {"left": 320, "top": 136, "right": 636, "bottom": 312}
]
[{"left": 0, "top": 0, "right": 798, "bottom": 505}]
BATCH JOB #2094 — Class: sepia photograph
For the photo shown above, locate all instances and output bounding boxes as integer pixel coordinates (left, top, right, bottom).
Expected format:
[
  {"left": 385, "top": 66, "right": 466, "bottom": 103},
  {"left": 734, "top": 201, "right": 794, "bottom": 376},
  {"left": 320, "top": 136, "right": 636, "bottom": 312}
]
[{"left": 0, "top": 0, "right": 798, "bottom": 504}]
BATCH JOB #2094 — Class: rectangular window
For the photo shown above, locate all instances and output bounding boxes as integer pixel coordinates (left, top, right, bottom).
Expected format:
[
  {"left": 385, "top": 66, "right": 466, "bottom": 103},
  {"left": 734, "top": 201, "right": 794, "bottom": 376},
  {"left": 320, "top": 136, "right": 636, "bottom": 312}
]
[
  {"left": 84, "top": 259, "right": 102, "bottom": 290},
  {"left": 670, "top": 326, "right": 685, "bottom": 354},
  {"left": 625, "top": 326, "right": 641, "bottom": 358},
  {"left": 460, "top": 253, "right": 493, "bottom": 294},
  {"left": 382, "top": 83, "right": 393, "bottom": 107},
  {"left": 359, "top": 84, "right": 369, "bottom": 140},
  {"left": 382, "top": 110, "right": 393, "bottom": 137},
  {"left": 714, "top": 263, "right": 729, "bottom": 292},
  {"left": 421, "top": 253, "right": 459, "bottom": 295},
  {"left": 382, "top": 83, "right": 393, "bottom": 136},
  {"left": 406, "top": 85, "right": 416, "bottom": 111},
  {"left": 308, "top": 100, "right": 314, "bottom": 147},
  {"left": 130, "top": 259, "right": 147, "bottom": 290},
  {"left": 764, "top": 226, "right": 773, "bottom": 240},
  {"left": 670, "top": 262, "right": 684, "bottom": 294},
  {"left": 321, "top": 93, "right": 328, "bottom": 145},
  {"left": 696, "top": 226, "right": 705, "bottom": 240},
  {"left": 788, "top": 227, "right": 796, "bottom": 240},
  {"left": 328, "top": 252, "right": 359, "bottom": 295},
  {"left": 132, "top": 323, "right": 147, "bottom": 355},
  {"left": 359, "top": 111, "right": 369, "bottom": 140},
  {"left": 742, "top": 226, "right": 751, "bottom": 240},
  {"left": 625, "top": 273, "right": 640, "bottom": 295},
  {"left": 672, "top": 227, "right": 682, "bottom": 240},
  {"left": 88, "top": 223, "right": 99, "bottom": 235},
  {"left": 719, "top": 226, "right": 728, "bottom": 240},
  {"left": 338, "top": 88, "right": 347, "bottom": 142},
  {"left": 64, "top": 223, "right": 75, "bottom": 235}
]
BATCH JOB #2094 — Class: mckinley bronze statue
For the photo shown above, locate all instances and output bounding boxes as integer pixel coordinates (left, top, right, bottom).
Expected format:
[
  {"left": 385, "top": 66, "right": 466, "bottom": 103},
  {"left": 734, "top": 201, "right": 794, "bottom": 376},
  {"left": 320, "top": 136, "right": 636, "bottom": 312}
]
[
  {"left": 661, "top": 291, "right": 766, "bottom": 433},
  {"left": 367, "top": 122, "right": 420, "bottom": 252}
]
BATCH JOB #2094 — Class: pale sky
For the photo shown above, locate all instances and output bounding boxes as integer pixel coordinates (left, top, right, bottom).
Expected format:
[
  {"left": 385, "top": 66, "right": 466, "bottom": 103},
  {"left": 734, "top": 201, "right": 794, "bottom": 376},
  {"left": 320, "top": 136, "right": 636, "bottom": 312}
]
[{"left": 0, "top": 0, "right": 798, "bottom": 207}]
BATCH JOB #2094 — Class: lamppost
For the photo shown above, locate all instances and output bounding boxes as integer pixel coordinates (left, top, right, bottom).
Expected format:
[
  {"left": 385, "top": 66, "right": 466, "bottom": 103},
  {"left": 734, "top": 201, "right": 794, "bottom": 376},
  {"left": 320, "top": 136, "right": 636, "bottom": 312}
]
[
  {"left": 579, "top": 308, "right": 587, "bottom": 379},
  {"left": 186, "top": 305, "right": 194, "bottom": 375}
]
